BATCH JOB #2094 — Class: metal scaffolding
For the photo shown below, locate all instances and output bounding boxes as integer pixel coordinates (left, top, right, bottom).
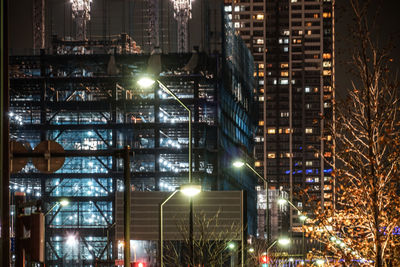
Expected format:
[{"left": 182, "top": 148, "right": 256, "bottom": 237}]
[
  {"left": 170, "top": 0, "right": 193, "bottom": 53},
  {"left": 70, "top": 0, "right": 93, "bottom": 41},
  {"left": 10, "top": 37, "right": 257, "bottom": 265}
]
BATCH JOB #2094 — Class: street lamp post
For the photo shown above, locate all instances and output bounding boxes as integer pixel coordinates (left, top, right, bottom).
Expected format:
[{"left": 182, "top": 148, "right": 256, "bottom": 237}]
[
  {"left": 159, "top": 184, "right": 201, "bottom": 267},
  {"left": 233, "top": 160, "right": 268, "bottom": 267},
  {"left": 233, "top": 160, "right": 269, "bottom": 238},
  {"left": 138, "top": 77, "right": 195, "bottom": 266},
  {"left": 277, "top": 198, "right": 307, "bottom": 263}
]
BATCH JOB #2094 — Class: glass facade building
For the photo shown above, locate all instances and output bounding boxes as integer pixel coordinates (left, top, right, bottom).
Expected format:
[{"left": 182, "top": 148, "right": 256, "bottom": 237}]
[{"left": 9, "top": 12, "right": 258, "bottom": 265}]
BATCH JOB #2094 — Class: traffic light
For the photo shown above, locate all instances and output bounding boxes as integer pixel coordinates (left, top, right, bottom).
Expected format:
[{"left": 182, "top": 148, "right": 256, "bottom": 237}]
[
  {"left": 261, "top": 255, "right": 269, "bottom": 263},
  {"left": 260, "top": 254, "right": 270, "bottom": 266}
]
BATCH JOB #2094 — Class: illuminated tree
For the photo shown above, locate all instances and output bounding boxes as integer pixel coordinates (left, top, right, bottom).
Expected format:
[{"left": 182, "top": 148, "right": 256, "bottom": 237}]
[
  {"left": 306, "top": 0, "right": 400, "bottom": 266},
  {"left": 163, "top": 210, "right": 243, "bottom": 267}
]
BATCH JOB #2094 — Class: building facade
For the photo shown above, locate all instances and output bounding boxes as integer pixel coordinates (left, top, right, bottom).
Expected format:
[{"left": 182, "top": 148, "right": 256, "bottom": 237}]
[
  {"left": 9, "top": 2, "right": 258, "bottom": 265},
  {"left": 228, "top": 0, "right": 335, "bottom": 250}
]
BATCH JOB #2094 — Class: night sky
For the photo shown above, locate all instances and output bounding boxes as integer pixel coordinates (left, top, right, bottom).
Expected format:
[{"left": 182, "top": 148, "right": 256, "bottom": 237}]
[{"left": 8, "top": 0, "right": 400, "bottom": 95}]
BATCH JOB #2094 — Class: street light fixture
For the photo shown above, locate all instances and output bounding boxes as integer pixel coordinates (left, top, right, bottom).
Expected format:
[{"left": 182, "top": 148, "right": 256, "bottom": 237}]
[
  {"left": 277, "top": 197, "right": 307, "bottom": 263},
  {"left": 160, "top": 183, "right": 201, "bottom": 267},
  {"left": 138, "top": 76, "right": 196, "bottom": 266},
  {"left": 233, "top": 159, "right": 268, "bottom": 267},
  {"left": 266, "top": 237, "right": 291, "bottom": 257},
  {"left": 44, "top": 199, "right": 69, "bottom": 216},
  {"left": 232, "top": 160, "right": 269, "bottom": 234},
  {"left": 137, "top": 76, "right": 192, "bottom": 183}
]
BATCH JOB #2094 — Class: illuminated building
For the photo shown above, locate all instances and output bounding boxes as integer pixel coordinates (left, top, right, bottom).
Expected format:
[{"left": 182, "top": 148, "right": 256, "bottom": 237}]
[
  {"left": 226, "top": 0, "right": 335, "bottom": 253},
  {"left": 9, "top": 4, "right": 257, "bottom": 265}
]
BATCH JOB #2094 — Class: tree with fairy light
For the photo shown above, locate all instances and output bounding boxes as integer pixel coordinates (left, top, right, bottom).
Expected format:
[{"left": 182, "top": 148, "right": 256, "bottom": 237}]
[{"left": 305, "top": 0, "right": 400, "bottom": 266}]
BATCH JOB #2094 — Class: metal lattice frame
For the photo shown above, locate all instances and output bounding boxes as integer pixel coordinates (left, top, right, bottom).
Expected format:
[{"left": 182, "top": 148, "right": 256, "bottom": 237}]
[
  {"left": 70, "top": 0, "right": 92, "bottom": 40},
  {"left": 170, "top": 0, "right": 193, "bottom": 53},
  {"left": 33, "top": 0, "right": 45, "bottom": 50}
]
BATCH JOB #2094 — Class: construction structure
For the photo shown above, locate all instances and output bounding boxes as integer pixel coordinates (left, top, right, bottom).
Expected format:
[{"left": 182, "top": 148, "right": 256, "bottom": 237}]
[
  {"left": 226, "top": 0, "right": 335, "bottom": 256},
  {"left": 9, "top": 6, "right": 257, "bottom": 266}
]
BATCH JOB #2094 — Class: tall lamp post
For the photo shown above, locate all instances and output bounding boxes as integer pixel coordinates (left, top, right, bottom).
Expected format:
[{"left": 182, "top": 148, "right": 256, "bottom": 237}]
[
  {"left": 138, "top": 77, "right": 195, "bottom": 266},
  {"left": 160, "top": 184, "right": 201, "bottom": 267},
  {"left": 233, "top": 160, "right": 269, "bottom": 242},
  {"left": 277, "top": 198, "right": 307, "bottom": 263}
]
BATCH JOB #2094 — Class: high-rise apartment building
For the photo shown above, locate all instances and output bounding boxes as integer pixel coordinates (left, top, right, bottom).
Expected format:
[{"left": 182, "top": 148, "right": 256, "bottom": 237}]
[{"left": 229, "top": 0, "right": 335, "bottom": 249}]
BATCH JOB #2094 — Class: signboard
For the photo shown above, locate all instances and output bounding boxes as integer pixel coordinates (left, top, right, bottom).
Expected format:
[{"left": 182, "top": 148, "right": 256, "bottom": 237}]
[{"left": 115, "top": 191, "right": 245, "bottom": 241}]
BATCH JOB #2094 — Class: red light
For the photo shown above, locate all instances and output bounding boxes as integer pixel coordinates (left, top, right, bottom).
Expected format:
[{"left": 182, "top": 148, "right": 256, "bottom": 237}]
[{"left": 261, "top": 255, "right": 269, "bottom": 263}]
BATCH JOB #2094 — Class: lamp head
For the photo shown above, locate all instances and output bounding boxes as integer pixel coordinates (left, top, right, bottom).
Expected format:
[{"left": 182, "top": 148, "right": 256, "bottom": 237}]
[
  {"left": 180, "top": 184, "right": 201, "bottom": 197},
  {"left": 60, "top": 199, "right": 69, "bottom": 207},
  {"left": 277, "top": 198, "right": 287, "bottom": 205},
  {"left": 137, "top": 76, "right": 156, "bottom": 88},
  {"left": 299, "top": 214, "right": 307, "bottom": 221},
  {"left": 277, "top": 237, "right": 290, "bottom": 246},
  {"left": 232, "top": 160, "right": 245, "bottom": 168}
]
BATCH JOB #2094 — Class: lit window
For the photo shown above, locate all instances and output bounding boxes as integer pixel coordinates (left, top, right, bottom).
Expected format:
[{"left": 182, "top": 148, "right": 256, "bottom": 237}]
[
  {"left": 323, "top": 12, "right": 331, "bottom": 18},
  {"left": 255, "top": 161, "right": 262, "bottom": 167},
  {"left": 267, "top": 128, "right": 276, "bottom": 134},
  {"left": 283, "top": 30, "right": 290, "bottom": 36},
  {"left": 324, "top": 102, "right": 331, "bottom": 108},
  {"left": 306, "top": 161, "right": 313, "bottom": 166},
  {"left": 280, "top": 63, "right": 289, "bottom": 68},
  {"left": 256, "top": 14, "right": 264, "bottom": 20},
  {"left": 283, "top": 46, "right": 289, "bottom": 52},
  {"left": 234, "top": 22, "right": 240, "bottom": 28},
  {"left": 307, "top": 30, "right": 312, "bottom": 35},
  {"left": 306, "top": 104, "right": 311, "bottom": 109},
  {"left": 314, "top": 87, "right": 319, "bottom": 93},
  {"left": 259, "top": 121, "right": 264, "bottom": 126},
  {"left": 291, "top": 0, "right": 297, "bottom": 2},
  {"left": 313, "top": 13, "right": 319, "bottom": 18},
  {"left": 285, "top": 128, "right": 291, "bottom": 134},
  {"left": 324, "top": 152, "right": 332, "bottom": 157},
  {"left": 326, "top": 135, "right": 332, "bottom": 141},
  {"left": 259, "top": 96, "right": 264, "bottom": 101},
  {"left": 285, "top": 153, "right": 291, "bottom": 158},
  {"left": 258, "top": 63, "right": 264, "bottom": 69},
  {"left": 305, "top": 128, "right": 313, "bottom": 134},
  {"left": 306, "top": 22, "right": 312, "bottom": 27},
  {"left": 305, "top": 87, "right": 311, "bottom": 93},
  {"left": 281, "top": 71, "right": 289, "bottom": 77},
  {"left": 280, "top": 112, "right": 289, "bottom": 117},
  {"left": 323, "top": 53, "right": 332, "bottom": 59},
  {"left": 225, "top": 5, "right": 232, "bottom": 12},
  {"left": 234, "top": 6, "right": 240, "bottom": 12},
  {"left": 267, "top": 153, "right": 276, "bottom": 159},
  {"left": 323, "top": 61, "right": 331, "bottom": 67},
  {"left": 323, "top": 70, "right": 332, "bottom": 76},
  {"left": 280, "top": 79, "right": 289, "bottom": 85},
  {"left": 256, "top": 39, "right": 264, "bottom": 44},
  {"left": 298, "top": 30, "right": 303, "bottom": 35}
]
